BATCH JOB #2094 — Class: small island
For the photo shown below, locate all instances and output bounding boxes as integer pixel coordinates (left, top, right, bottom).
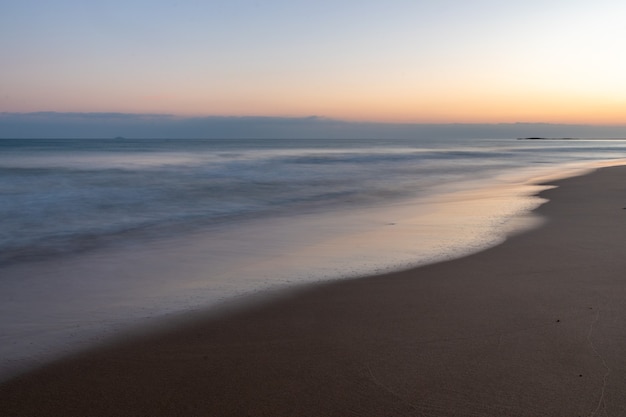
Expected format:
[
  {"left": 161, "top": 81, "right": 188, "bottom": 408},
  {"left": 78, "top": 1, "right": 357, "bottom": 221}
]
[{"left": 517, "top": 137, "right": 577, "bottom": 140}]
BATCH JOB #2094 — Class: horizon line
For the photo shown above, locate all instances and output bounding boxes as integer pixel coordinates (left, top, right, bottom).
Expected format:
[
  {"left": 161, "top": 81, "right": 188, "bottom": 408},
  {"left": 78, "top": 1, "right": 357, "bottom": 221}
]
[{"left": 2, "top": 111, "right": 626, "bottom": 126}]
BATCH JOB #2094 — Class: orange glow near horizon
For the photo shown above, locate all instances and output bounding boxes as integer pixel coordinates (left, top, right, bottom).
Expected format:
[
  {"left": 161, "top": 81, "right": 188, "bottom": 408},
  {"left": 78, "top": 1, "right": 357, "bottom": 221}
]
[
  {"left": 5, "top": 84, "right": 626, "bottom": 126},
  {"left": 4, "top": 58, "right": 626, "bottom": 126}
]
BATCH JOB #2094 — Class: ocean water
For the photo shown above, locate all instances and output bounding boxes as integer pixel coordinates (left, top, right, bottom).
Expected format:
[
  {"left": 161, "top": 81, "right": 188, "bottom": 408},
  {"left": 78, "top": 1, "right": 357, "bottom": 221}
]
[{"left": 1, "top": 137, "right": 626, "bottom": 379}]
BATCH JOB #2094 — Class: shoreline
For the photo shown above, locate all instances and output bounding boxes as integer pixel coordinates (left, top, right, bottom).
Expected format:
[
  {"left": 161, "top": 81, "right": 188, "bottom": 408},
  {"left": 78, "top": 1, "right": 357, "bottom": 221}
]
[
  {"left": 0, "top": 161, "right": 597, "bottom": 382},
  {"left": 3, "top": 165, "right": 626, "bottom": 415}
]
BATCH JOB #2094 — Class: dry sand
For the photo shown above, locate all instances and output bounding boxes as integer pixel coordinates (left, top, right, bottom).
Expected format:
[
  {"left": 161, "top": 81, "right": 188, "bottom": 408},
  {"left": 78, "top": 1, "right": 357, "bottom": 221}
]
[{"left": 2, "top": 165, "right": 626, "bottom": 416}]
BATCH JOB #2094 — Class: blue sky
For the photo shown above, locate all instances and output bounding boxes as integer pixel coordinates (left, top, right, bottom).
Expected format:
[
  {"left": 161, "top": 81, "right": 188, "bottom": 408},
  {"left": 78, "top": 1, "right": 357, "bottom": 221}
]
[{"left": 2, "top": 0, "right": 626, "bottom": 124}]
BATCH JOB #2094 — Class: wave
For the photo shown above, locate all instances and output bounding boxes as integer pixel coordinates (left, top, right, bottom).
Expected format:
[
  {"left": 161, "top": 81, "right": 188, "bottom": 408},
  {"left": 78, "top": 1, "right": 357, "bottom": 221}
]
[{"left": 2, "top": 138, "right": 626, "bottom": 266}]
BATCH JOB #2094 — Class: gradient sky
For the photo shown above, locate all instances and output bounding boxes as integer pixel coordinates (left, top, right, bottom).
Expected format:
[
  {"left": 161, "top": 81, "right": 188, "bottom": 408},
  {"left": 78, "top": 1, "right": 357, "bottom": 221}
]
[{"left": 2, "top": 0, "right": 625, "bottom": 124}]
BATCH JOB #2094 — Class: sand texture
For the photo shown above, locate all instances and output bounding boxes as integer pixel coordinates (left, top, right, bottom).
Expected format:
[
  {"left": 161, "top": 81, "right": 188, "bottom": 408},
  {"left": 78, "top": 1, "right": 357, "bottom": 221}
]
[{"left": 2, "top": 166, "right": 626, "bottom": 416}]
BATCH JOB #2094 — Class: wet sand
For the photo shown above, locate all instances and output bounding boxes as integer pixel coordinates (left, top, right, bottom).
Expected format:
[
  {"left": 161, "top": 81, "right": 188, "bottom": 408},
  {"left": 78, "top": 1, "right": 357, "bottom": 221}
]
[{"left": 2, "top": 165, "right": 626, "bottom": 416}]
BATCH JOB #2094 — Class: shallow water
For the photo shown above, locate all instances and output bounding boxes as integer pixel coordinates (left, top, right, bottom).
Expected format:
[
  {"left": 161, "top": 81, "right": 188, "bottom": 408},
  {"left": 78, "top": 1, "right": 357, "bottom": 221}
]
[{"left": 1, "top": 138, "right": 626, "bottom": 380}]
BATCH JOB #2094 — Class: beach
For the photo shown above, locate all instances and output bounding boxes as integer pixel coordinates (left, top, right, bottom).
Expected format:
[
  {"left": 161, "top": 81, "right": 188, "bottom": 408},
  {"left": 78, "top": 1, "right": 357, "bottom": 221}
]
[{"left": 2, "top": 164, "right": 626, "bottom": 416}]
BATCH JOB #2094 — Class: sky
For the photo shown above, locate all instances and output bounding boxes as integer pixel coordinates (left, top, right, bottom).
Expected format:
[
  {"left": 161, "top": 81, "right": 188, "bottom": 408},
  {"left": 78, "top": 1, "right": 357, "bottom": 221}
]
[{"left": 1, "top": 0, "right": 626, "bottom": 126}]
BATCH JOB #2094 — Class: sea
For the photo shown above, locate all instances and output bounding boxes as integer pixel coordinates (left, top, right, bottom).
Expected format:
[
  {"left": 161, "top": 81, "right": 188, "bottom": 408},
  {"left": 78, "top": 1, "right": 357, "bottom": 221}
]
[{"left": 1, "top": 137, "right": 626, "bottom": 380}]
